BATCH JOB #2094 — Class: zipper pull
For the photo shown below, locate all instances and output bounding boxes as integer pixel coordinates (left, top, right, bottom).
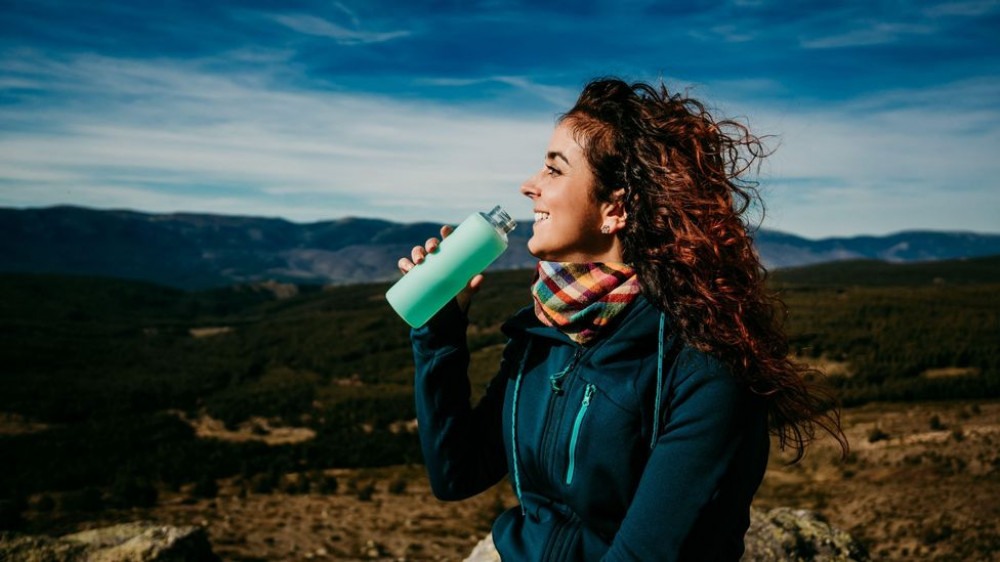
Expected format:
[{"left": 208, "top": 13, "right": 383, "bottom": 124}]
[
  {"left": 550, "top": 348, "right": 584, "bottom": 394},
  {"left": 549, "top": 368, "right": 568, "bottom": 394},
  {"left": 582, "top": 383, "right": 594, "bottom": 405}
]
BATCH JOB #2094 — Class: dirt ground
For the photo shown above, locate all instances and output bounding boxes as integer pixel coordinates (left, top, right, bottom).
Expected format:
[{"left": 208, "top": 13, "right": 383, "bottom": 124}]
[
  {"left": 20, "top": 400, "right": 1000, "bottom": 561},
  {"left": 756, "top": 400, "right": 1000, "bottom": 561}
]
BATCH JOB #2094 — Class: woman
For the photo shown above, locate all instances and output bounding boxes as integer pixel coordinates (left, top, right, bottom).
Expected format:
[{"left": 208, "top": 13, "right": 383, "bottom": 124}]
[{"left": 397, "top": 78, "right": 847, "bottom": 561}]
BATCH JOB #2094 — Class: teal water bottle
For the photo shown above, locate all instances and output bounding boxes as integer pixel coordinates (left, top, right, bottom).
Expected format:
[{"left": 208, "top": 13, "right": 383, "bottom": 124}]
[{"left": 386, "top": 205, "right": 516, "bottom": 328}]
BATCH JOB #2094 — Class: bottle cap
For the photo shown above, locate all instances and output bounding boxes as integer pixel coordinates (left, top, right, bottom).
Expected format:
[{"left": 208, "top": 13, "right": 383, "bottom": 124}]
[{"left": 486, "top": 205, "right": 516, "bottom": 234}]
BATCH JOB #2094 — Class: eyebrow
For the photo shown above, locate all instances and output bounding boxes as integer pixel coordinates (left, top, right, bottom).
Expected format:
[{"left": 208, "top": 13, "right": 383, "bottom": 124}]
[{"left": 546, "top": 151, "right": 571, "bottom": 166}]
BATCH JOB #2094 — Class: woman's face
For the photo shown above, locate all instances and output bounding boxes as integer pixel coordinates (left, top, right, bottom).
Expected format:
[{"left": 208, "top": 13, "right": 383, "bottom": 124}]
[{"left": 520, "top": 121, "right": 623, "bottom": 263}]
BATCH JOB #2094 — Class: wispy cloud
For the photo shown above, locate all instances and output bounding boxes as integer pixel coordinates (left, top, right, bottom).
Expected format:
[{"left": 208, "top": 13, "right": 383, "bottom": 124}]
[
  {"left": 749, "top": 77, "right": 1000, "bottom": 236},
  {"left": 923, "top": 0, "right": 1000, "bottom": 17},
  {"left": 690, "top": 24, "right": 758, "bottom": 43},
  {"left": 1, "top": 0, "right": 998, "bottom": 237},
  {"left": 800, "top": 21, "right": 934, "bottom": 49},
  {"left": 0, "top": 51, "right": 550, "bottom": 223},
  {"left": 270, "top": 13, "right": 410, "bottom": 45},
  {"left": 420, "top": 75, "right": 577, "bottom": 108}
]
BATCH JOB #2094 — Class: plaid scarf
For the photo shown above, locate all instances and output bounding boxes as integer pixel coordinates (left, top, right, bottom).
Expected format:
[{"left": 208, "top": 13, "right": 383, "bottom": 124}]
[{"left": 531, "top": 261, "right": 641, "bottom": 345}]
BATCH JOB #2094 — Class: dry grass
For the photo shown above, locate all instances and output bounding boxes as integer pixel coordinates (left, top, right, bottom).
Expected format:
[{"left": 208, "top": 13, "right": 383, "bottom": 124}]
[
  {"left": 29, "top": 466, "right": 516, "bottom": 561},
  {"left": 188, "top": 327, "right": 233, "bottom": 338},
  {"left": 922, "top": 367, "right": 981, "bottom": 379},
  {"left": 0, "top": 412, "right": 50, "bottom": 436},
  {"left": 20, "top": 400, "right": 1000, "bottom": 561},
  {"left": 169, "top": 410, "right": 317, "bottom": 446},
  {"left": 789, "top": 353, "right": 854, "bottom": 378},
  {"left": 756, "top": 400, "right": 1000, "bottom": 561}
]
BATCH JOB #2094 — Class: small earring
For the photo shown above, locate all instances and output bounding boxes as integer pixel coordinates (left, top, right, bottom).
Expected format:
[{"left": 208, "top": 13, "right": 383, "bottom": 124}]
[{"left": 601, "top": 225, "right": 611, "bottom": 234}]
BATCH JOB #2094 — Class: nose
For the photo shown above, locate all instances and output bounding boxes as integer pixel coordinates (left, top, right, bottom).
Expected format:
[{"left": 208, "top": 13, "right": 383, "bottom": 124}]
[{"left": 520, "top": 170, "right": 541, "bottom": 199}]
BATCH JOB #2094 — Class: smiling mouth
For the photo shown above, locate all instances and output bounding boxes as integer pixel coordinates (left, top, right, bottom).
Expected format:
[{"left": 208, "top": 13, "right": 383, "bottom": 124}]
[{"left": 534, "top": 211, "right": 550, "bottom": 223}]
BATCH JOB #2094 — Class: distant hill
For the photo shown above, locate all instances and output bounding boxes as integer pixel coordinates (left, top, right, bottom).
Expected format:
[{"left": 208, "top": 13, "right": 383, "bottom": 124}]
[
  {"left": 3, "top": 205, "right": 999, "bottom": 290},
  {"left": 754, "top": 229, "right": 1000, "bottom": 267},
  {"left": 771, "top": 254, "right": 1000, "bottom": 286}
]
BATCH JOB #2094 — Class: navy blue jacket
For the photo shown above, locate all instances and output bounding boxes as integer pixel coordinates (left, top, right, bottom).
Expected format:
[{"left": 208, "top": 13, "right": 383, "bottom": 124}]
[{"left": 412, "top": 295, "right": 770, "bottom": 561}]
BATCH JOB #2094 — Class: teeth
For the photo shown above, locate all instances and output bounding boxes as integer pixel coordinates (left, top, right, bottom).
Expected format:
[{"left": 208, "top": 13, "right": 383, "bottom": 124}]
[{"left": 534, "top": 212, "right": 550, "bottom": 222}]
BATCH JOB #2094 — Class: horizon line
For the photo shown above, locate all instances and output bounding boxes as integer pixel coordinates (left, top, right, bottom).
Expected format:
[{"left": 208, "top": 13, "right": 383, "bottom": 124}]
[{"left": 4, "top": 202, "right": 999, "bottom": 241}]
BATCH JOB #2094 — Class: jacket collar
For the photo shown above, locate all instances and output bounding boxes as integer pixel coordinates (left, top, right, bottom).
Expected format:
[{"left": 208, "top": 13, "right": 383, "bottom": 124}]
[{"left": 501, "top": 293, "right": 664, "bottom": 352}]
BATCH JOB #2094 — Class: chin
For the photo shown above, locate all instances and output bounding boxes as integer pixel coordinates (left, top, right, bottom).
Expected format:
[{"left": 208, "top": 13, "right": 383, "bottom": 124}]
[{"left": 526, "top": 237, "right": 550, "bottom": 261}]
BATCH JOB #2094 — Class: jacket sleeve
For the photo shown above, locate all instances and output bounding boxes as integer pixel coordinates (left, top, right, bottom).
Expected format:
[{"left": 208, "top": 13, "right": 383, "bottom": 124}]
[
  {"left": 411, "top": 299, "right": 513, "bottom": 501},
  {"left": 601, "top": 349, "right": 767, "bottom": 561}
]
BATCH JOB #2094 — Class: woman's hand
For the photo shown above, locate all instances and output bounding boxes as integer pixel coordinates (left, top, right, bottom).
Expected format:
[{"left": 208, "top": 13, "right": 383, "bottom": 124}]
[{"left": 396, "top": 225, "right": 485, "bottom": 313}]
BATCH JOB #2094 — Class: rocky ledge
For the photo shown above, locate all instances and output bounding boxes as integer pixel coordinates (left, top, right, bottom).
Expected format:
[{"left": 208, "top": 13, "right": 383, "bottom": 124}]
[
  {"left": 0, "top": 522, "right": 219, "bottom": 562},
  {"left": 742, "top": 507, "right": 870, "bottom": 561},
  {"left": 2, "top": 507, "right": 867, "bottom": 561}
]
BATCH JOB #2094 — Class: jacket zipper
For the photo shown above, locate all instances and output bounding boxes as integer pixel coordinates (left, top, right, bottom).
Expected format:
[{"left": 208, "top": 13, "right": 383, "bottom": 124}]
[
  {"left": 540, "top": 348, "right": 585, "bottom": 474},
  {"left": 564, "top": 383, "right": 595, "bottom": 485}
]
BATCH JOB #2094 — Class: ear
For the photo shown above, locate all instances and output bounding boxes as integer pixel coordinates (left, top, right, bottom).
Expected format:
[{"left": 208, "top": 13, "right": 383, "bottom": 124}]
[{"left": 599, "top": 189, "right": 628, "bottom": 233}]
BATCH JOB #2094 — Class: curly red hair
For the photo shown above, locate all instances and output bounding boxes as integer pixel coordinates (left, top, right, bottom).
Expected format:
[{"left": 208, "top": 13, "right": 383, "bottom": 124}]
[{"left": 564, "top": 78, "right": 846, "bottom": 460}]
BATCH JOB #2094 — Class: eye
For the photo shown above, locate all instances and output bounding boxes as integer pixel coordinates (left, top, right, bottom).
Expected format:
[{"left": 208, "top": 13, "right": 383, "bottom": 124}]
[{"left": 545, "top": 165, "right": 562, "bottom": 177}]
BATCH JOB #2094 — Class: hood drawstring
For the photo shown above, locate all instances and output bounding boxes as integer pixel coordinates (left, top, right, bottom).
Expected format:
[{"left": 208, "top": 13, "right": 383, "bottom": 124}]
[
  {"left": 511, "top": 339, "right": 533, "bottom": 515},
  {"left": 651, "top": 313, "right": 666, "bottom": 450}
]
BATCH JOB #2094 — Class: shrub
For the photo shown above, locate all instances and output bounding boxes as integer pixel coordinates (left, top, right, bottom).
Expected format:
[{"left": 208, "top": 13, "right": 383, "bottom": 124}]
[
  {"left": 32, "top": 494, "right": 56, "bottom": 512},
  {"left": 282, "top": 475, "right": 310, "bottom": 495},
  {"left": 312, "top": 471, "right": 338, "bottom": 495},
  {"left": 110, "top": 474, "right": 158, "bottom": 508},
  {"left": 923, "top": 524, "right": 953, "bottom": 545},
  {"left": 0, "top": 496, "right": 26, "bottom": 530},
  {"left": 388, "top": 477, "right": 407, "bottom": 495},
  {"left": 60, "top": 487, "right": 104, "bottom": 512},
  {"left": 191, "top": 475, "right": 219, "bottom": 499},
  {"left": 250, "top": 470, "right": 280, "bottom": 494},
  {"left": 867, "top": 427, "right": 890, "bottom": 443},
  {"left": 356, "top": 482, "right": 376, "bottom": 501}
]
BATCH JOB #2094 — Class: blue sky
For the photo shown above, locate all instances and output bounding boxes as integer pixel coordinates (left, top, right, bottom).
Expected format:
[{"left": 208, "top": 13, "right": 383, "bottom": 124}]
[{"left": 1, "top": 0, "right": 998, "bottom": 238}]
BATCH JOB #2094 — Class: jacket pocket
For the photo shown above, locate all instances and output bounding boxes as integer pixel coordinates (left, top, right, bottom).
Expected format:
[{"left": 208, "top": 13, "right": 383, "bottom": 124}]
[{"left": 565, "top": 383, "right": 596, "bottom": 485}]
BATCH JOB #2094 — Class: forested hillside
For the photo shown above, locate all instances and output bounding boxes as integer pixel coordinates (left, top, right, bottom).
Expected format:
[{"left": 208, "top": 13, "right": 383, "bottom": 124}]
[{"left": 1, "top": 256, "right": 998, "bottom": 509}]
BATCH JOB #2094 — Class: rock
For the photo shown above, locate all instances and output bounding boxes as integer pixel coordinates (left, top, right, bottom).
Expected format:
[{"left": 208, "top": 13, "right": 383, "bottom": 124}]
[
  {"left": 362, "top": 539, "right": 388, "bottom": 559},
  {"left": 742, "top": 507, "right": 870, "bottom": 562},
  {"left": 0, "top": 532, "right": 89, "bottom": 562},
  {"left": 0, "top": 521, "right": 219, "bottom": 562},
  {"left": 463, "top": 534, "right": 499, "bottom": 562}
]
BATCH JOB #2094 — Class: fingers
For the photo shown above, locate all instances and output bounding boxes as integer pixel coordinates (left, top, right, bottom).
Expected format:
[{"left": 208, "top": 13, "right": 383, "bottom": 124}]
[
  {"left": 411, "top": 245, "right": 427, "bottom": 265},
  {"left": 425, "top": 237, "right": 439, "bottom": 254},
  {"left": 468, "top": 273, "right": 485, "bottom": 292},
  {"left": 399, "top": 225, "right": 452, "bottom": 275}
]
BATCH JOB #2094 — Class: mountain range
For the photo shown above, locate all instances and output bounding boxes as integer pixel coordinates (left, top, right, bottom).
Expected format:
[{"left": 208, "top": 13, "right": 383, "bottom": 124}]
[{"left": 3, "top": 205, "right": 999, "bottom": 290}]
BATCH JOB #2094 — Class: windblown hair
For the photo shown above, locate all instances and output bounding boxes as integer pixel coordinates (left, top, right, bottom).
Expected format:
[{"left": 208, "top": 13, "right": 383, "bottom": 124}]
[{"left": 563, "top": 78, "right": 847, "bottom": 460}]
